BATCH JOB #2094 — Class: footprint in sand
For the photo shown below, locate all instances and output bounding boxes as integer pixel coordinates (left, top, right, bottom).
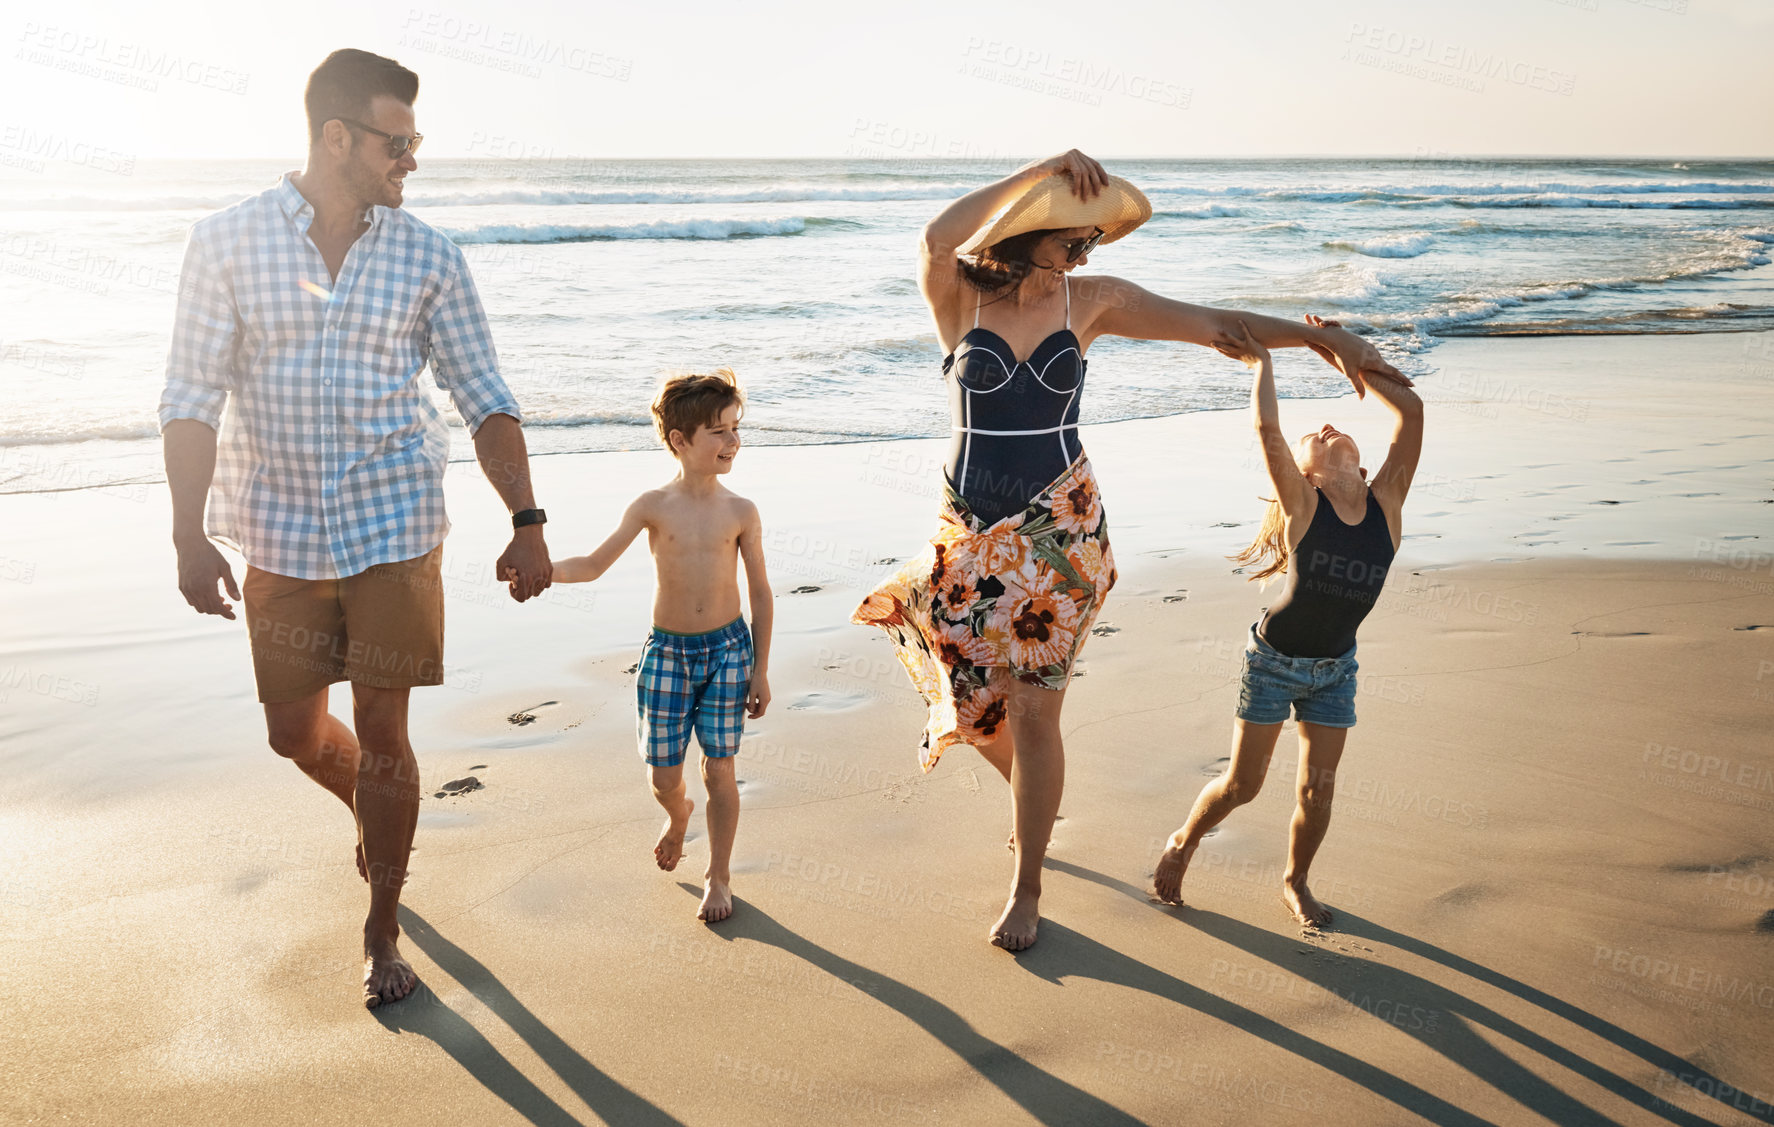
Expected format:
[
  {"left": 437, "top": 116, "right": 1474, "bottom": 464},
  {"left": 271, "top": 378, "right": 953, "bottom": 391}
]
[
  {"left": 1162, "top": 591, "right": 1189, "bottom": 603},
  {"left": 790, "top": 585, "right": 822, "bottom": 594},
  {"left": 1757, "top": 911, "right": 1774, "bottom": 934},
  {"left": 873, "top": 557, "right": 900, "bottom": 566},
  {"left": 1571, "top": 630, "right": 1651, "bottom": 638},
  {"left": 434, "top": 776, "right": 484, "bottom": 799},
  {"left": 1091, "top": 623, "right": 1120, "bottom": 636},
  {"left": 1201, "top": 756, "right": 1230, "bottom": 777},
  {"left": 506, "top": 700, "right": 559, "bottom": 726},
  {"left": 1732, "top": 625, "right": 1773, "bottom": 632}
]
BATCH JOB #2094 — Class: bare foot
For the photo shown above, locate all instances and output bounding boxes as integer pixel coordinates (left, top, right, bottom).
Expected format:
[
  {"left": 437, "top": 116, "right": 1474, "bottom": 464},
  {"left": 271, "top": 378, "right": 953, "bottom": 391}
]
[
  {"left": 363, "top": 936, "right": 418, "bottom": 1009},
  {"left": 989, "top": 891, "right": 1040, "bottom": 952},
  {"left": 698, "top": 877, "right": 733, "bottom": 923},
  {"left": 1282, "top": 880, "right": 1333, "bottom": 928},
  {"left": 1153, "top": 834, "right": 1196, "bottom": 905},
  {"left": 654, "top": 797, "right": 694, "bottom": 871}
]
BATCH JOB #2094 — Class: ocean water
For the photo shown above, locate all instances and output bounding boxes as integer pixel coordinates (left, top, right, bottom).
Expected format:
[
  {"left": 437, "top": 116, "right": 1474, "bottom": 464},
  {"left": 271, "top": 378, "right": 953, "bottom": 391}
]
[{"left": 2, "top": 156, "right": 1771, "bottom": 494}]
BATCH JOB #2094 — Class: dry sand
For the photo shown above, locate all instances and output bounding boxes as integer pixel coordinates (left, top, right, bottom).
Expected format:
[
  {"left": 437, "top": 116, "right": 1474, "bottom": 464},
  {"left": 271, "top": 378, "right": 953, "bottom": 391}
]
[{"left": 2, "top": 331, "right": 1771, "bottom": 1125}]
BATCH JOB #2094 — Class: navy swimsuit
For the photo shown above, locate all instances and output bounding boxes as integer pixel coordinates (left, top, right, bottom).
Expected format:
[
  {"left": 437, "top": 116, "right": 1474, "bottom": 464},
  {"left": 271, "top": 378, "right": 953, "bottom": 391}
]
[{"left": 943, "top": 276, "right": 1085, "bottom": 527}]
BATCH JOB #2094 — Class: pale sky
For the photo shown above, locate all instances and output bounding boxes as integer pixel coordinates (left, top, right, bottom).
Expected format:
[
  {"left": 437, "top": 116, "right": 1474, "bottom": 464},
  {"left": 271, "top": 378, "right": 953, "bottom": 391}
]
[{"left": 4, "top": 0, "right": 1770, "bottom": 161}]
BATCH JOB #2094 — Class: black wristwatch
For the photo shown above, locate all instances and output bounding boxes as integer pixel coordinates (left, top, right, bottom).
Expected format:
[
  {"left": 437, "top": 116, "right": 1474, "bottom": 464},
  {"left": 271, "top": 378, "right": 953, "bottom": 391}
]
[{"left": 512, "top": 508, "right": 547, "bottom": 530}]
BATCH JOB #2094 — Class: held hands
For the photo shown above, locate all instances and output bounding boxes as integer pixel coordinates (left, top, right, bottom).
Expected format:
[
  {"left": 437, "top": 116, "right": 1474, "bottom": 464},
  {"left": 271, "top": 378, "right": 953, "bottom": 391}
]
[
  {"left": 497, "top": 526, "right": 553, "bottom": 602},
  {"left": 746, "top": 670, "right": 771, "bottom": 720},
  {"left": 1210, "top": 319, "right": 1271, "bottom": 371},
  {"left": 1302, "top": 313, "right": 1413, "bottom": 399},
  {"left": 175, "top": 537, "right": 240, "bottom": 619},
  {"left": 1030, "top": 149, "right": 1108, "bottom": 200}
]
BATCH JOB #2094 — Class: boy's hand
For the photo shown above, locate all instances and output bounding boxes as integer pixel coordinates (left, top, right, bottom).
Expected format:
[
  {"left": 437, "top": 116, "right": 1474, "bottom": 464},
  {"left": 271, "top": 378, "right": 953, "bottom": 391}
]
[
  {"left": 1211, "top": 318, "right": 1270, "bottom": 371},
  {"left": 746, "top": 671, "right": 771, "bottom": 719}
]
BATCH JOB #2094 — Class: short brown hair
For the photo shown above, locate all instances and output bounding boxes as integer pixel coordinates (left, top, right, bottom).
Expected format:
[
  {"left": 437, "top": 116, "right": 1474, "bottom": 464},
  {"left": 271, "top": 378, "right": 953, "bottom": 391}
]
[
  {"left": 652, "top": 369, "right": 745, "bottom": 454},
  {"left": 305, "top": 49, "right": 419, "bottom": 144}
]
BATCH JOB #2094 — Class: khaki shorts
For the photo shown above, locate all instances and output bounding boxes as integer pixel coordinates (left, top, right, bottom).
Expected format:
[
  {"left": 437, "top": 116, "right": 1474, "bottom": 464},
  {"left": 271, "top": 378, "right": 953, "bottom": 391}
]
[{"left": 242, "top": 545, "right": 445, "bottom": 704}]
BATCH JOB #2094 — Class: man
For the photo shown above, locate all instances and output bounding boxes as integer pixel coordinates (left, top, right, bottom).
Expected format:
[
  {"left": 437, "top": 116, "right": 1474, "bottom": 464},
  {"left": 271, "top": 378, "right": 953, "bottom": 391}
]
[{"left": 160, "top": 49, "right": 551, "bottom": 1008}]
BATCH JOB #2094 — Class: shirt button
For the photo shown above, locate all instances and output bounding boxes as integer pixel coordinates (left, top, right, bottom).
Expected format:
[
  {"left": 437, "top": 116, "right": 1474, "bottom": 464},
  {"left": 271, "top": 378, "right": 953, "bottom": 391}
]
[{"left": 323, "top": 379, "right": 332, "bottom": 386}]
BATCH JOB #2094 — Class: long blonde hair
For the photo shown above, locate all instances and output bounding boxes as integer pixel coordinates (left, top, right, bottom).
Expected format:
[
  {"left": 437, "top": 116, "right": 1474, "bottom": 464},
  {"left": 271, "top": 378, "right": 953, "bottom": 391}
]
[{"left": 1229, "top": 497, "right": 1289, "bottom": 584}]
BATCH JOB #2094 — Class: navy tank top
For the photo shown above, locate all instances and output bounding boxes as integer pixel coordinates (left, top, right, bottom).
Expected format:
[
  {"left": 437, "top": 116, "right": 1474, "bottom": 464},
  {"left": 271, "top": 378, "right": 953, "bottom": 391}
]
[
  {"left": 943, "top": 277, "right": 1085, "bottom": 526},
  {"left": 1259, "top": 487, "right": 1397, "bottom": 659}
]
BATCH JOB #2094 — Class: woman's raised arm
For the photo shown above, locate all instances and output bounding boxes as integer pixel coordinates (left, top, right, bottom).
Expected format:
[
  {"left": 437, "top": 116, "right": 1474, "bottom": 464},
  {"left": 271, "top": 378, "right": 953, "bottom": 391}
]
[
  {"left": 918, "top": 150, "right": 1107, "bottom": 316},
  {"left": 1089, "top": 280, "right": 1411, "bottom": 397}
]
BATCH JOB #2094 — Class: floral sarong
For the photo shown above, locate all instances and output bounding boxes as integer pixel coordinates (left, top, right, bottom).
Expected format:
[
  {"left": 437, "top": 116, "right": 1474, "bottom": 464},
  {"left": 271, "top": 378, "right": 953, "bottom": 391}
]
[{"left": 851, "top": 453, "right": 1117, "bottom": 771}]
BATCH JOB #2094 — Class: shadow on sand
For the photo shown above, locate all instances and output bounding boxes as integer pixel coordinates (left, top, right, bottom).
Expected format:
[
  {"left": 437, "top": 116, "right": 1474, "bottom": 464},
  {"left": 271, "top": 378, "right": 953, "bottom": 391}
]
[
  {"left": 372, "top": 906, "right": 684, "bottom": 1127},
  {"left": 1044, "top": 857, "right": 1770, "bottom": 1127}
]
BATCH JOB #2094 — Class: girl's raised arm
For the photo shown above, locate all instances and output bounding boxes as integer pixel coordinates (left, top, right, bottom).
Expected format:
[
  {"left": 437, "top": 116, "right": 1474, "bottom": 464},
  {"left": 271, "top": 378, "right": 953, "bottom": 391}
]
[
  {"left": 1216, "top": 321, "right": 1313, "bottom": 524},
  {"left": 1365, "top": 375, "right": 1424, "bottom": 525}
]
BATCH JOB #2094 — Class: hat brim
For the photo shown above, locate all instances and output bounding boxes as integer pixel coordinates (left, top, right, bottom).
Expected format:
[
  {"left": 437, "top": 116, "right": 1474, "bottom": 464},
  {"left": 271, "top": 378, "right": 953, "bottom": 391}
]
[{"left": 957, "top": 174, "right": 1152, "bottom": 257}]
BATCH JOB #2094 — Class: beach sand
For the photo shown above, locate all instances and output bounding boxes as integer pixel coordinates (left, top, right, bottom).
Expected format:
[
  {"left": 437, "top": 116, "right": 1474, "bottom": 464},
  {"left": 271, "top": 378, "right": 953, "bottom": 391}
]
[{"left": 2, "top": 330, "right": 1771, "bottom": 1125}]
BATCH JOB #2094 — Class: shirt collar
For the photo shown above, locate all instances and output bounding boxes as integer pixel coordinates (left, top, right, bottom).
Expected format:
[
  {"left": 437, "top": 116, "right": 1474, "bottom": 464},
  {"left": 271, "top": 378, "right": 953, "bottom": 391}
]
[{"left": 275, "top": 171, "right": 381, "bottom": 234}]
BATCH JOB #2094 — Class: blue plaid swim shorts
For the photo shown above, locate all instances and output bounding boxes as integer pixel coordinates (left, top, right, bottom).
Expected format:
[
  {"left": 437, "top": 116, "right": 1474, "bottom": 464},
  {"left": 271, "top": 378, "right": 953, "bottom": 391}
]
[{"left": 636, "top": 616, "right": 754, "bottom": 768}]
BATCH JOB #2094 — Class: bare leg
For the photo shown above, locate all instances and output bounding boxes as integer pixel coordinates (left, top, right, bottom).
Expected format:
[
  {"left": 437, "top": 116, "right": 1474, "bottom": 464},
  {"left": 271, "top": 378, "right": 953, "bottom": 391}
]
[
  {"left": 649, "top": 763, "right": 693, "bottom": 872},
  {"left": 991, "top": 679, "right": 1065, "bottom": 952},
  {"left": 1153, "top": 719, "right": 1284, "bottom": 905},
  {"left": 352, "top": 684, "right": 421, "bottom": 1008},
  {"left": 698, "top": 755, "right": 739, "bottom": 922},
  {"left": 265, "top": 690, "right": 368, "bottom": 879},
  {"left": 973, "top": 728, "right": 1017, "bottom": 849},
  {"left": 1282, "top": 722, "right": 1348, "bottom": 928}
]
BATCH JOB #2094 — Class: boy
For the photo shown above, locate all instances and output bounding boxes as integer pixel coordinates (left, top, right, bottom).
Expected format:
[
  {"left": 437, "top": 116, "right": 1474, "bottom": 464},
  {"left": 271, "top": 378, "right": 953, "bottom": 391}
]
[{"left": 552, "top": 369, "right": 772, "bottom": 923}]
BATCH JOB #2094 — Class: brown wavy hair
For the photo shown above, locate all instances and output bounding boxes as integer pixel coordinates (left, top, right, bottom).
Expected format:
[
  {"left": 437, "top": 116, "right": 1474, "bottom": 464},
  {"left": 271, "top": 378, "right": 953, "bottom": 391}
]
[
  {"left": 652, "top": 368, "right": 744, "bottom": 455},
  {"left": 1229, "top": 498, "right": 1289, "bottom": 584},
  {"left": 957, "top": 228, "right": 1065, "bottom": 300}
]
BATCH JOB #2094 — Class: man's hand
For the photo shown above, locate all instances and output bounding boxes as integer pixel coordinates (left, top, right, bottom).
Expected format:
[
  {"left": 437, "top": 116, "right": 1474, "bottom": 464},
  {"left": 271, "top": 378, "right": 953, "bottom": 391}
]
[
  {"left": 497, "top": 526, "right": 552, "bottom": 602},
  {"left": 176, "top": 537, "right": 240, "bottom": 619},
  {"left": 1302, "top": 314, "right": 1413, "bottom": 398},
  {"left": 746, "top": 670, "right": 771, "bottom": 720}
]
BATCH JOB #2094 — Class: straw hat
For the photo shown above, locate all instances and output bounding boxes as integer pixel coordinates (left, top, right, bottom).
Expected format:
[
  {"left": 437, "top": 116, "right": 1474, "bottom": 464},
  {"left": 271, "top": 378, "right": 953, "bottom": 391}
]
[{"left": 957, "top": 173, "right": 1153, "bottom": 257}]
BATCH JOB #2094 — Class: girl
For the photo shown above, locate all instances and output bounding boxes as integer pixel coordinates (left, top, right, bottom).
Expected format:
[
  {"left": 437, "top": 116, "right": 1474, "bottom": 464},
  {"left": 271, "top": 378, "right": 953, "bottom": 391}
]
[
  {"left": 853, "top": 151, "right": 1410, "bottom": 951},
  {"left": 1153, "top": 317, "right": 1423, "bottom": 927}
]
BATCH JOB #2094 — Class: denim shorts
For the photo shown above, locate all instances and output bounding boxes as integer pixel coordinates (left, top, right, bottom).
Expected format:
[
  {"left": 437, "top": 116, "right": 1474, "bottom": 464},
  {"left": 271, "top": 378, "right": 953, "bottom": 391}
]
[{"left": 1235, "top": 622, "right": 1359, "bottom": 729}]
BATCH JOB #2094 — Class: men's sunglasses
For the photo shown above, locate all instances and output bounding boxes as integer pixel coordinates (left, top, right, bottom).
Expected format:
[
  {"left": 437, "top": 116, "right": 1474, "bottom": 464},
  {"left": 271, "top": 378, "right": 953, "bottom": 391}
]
[
  {"left": 338, "top": 118, "right": 424, "bottom": 159},
  {"left": 1062, "top": 226, "right": 1105, "bottom": 263}
]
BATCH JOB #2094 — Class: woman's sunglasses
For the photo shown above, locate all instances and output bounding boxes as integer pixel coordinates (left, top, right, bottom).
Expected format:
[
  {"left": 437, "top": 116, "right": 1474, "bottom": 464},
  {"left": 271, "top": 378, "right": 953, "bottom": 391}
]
[
  {"left": 1062, "top": 227, "right": 1105, "bottom": 263},
  {"left": 338, "top": 118, "right": 424, "bottom": 160}
]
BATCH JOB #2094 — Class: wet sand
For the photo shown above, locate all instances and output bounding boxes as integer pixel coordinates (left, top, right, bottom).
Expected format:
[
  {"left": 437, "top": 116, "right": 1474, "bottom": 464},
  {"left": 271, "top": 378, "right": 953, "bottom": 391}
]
[{"left": 1, "top": 331, "right": 1771, "bottom": 1125}]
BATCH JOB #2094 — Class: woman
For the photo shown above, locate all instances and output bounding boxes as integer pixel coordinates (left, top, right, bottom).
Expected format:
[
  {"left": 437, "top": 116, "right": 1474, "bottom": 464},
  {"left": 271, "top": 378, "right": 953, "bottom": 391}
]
[
  {"left": 853, "top": 151, "right": 1409, "bottom": 951},
  {"left": 1152, "top": 316, "right": 1422, "bottom": 927}
]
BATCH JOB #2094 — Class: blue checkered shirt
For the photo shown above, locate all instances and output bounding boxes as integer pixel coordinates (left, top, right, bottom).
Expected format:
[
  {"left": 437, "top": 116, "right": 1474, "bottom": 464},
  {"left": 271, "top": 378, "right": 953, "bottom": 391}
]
[{"left": 159, "top": 173, "right": 521, "bottom": 580}]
